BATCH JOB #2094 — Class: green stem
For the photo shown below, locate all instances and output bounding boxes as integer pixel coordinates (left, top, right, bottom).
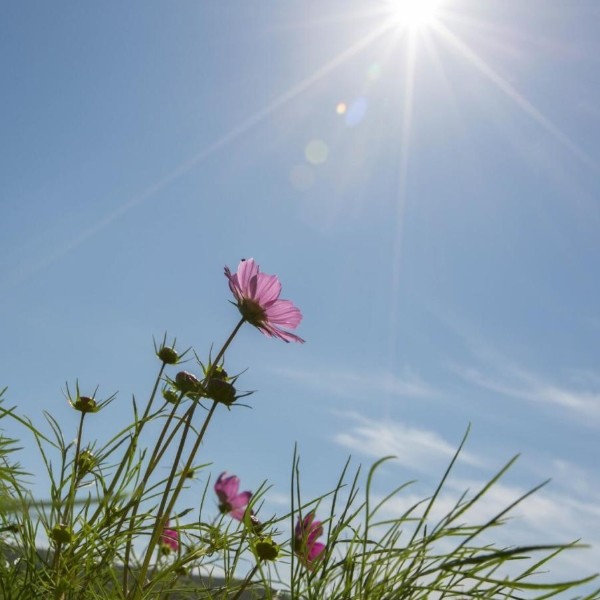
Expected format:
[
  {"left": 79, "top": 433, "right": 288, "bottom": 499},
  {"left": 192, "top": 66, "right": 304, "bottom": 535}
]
[
  {"left": 52, "top": 410, "right": 86, "bottom": 597},
  {"left": 65, "top": 411, "right": 86, "bottom": 526},
  {"left": 88, "top": 363, "right": 166, "bottom": 529},
  {"left": 230, "top": 564, "right": 259, "bottom": 600},
  {"left": 121, "top": 390, "right": 185, "bottom": 591},
  {"left": 130, "top": 317, "right": 246, "bottom": 599},
  {"left": 80, "top": 362, "right": 167, "bottom": 599}
]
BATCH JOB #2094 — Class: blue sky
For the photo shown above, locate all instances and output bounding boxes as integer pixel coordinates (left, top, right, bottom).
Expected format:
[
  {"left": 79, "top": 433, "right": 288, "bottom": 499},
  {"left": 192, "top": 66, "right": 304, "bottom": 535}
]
[{"left": 1, "top": 0, "right": 599, "bottom": 586}]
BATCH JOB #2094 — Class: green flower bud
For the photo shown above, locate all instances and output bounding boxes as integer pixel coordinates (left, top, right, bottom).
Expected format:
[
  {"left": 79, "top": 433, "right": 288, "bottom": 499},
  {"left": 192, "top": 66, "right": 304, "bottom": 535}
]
[
  {"left": 254, "top": 537, "right": 280, "bottom": 562},
  {"left": 73, "top": 396, "right": 98, "bottom": 413},
  {"left": 205, "top": 379, "right": 236, "bottom": 405},
  {"left": 76, "top": 449, "right": 96, "bottom": 476},
  {"left": 248, "top": 514, "right": 264, "bottom": 534},
  {"left": 174, "top": 371, "right": 202, "bottom": 396},
  {"left": 211, "top": 365, "right": 228, "bottom": 380},
  {"left": 157, "top": 346, "right": 179, "bottom": 364},
  {"left": 162, "top": 388, "right": 180, "bottom": 404},
  {"left": 50, "top": 524, "right": 73, "bottom": 545}
]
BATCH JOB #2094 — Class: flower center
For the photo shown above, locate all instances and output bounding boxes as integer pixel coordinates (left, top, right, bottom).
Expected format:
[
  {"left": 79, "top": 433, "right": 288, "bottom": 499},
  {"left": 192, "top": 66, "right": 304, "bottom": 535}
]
[{"left": 239, "top": 298, "right": 266, "bottom": 326}]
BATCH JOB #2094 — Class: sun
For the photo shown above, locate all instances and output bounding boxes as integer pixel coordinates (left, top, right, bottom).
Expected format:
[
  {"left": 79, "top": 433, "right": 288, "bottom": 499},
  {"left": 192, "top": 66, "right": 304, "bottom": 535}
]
[{"left": 385, "top": 0, "right": 442, "bottom": 29}]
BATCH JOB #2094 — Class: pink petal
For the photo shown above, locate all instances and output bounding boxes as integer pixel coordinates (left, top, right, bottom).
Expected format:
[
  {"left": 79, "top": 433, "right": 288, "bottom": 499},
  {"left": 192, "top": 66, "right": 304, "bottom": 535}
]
[
  {"left": 236, "top": 259, "right": 259, "bottom": 296},
  {"left": 252, "top": 272, "right": 282, "bottom": 305},
  {"left": 296, "top": 513, "right": 317, "bottom": 538},
  {"left": 161, "top": 528, "right": 179, "bottom": 551},
  {"left": 230, "top": 506, "right": 248, "bottom": 521},
  {"left": 260, "top": 323, "right": 305, "bottom": 343},
  {"left": 229, "top": 491, "right": 252, "bottom": 509},
  {"left": 307, "top": 522, "right": 323, "bottom": 545},
  {"left": 226, "top": 258, "right": 305, "bottom": 344},
  {"left": 224, "top": 267, "right": 242, "bottom": 301},
  {"left": 215, "top": 472, "right": 240, "bottom": 501},
  {"left": 308, "top": 541, "right": 326, "bottom": 562},
  {"left": 264, "top": 300, "right": 302, "bottom": 327}
]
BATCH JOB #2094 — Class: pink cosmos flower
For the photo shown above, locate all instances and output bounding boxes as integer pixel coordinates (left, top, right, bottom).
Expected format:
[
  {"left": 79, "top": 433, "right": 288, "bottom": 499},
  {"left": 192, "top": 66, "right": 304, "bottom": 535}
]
[
  {"left": 160, "top": 521, "right": 179, "bottom": 552},
  {"left": 293, "top": 512, "right": 326, "bottom": 569},
  {"left": 214, "top": 472, "right": 252, "bottom": 521},
  {"left": 224, "top": 258, "right": 305, "bottom": 343}
]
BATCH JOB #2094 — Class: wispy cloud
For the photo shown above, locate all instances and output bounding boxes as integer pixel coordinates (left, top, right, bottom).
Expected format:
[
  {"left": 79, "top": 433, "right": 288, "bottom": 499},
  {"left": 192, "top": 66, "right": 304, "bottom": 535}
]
[
  {"left": 429, "top": 316, "right": 600, "bottom": 425},
  {"left": 331, "top": 411, "right": 483, "bottom": 471},
  {"left": 327, "top": 403, "right": 600, "bottom": 579},
  {"left": 360, "top": 465, "right": 600, "bottom": 580},
  {"left": 273, "top": 365, "right": 436, "bottom": 401},
  {"left": 453, "top": 363, "right": 600, "bottom": 425},
  {"left": 372, "top": 473, "right": 600, "bottom": 581}
]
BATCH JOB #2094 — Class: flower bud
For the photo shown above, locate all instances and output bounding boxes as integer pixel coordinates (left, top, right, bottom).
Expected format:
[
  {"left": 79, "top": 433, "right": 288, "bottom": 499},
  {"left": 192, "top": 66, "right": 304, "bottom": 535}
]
[
  {"left": 157, "top": 346, "right": 179, "bottom": 364},
  {"left": 174, "top": 371, "right": 202, "bottom": 396},
  {"left": 205, "top": 379, "right": 236, "bottom": 405},
  {"left": 248, "top": 513, "right": 264, "bottom": 534},
  {"left": 254, "top": 537, "right": 280, "bottom": 562},
  {"left": 50, "top": 524, "right": 73, "bottom": 545},
  {"left": 73, "top": 396, "right": 98, "bottom": 413},
  {"left": 162, "top": 388, "right": 180, "bottom": 404},
  {"left": 76, "top": 449, "right": 96, "bottom": 476},
  {"left": 211, "top": 365, "right": 228, "bottom": 380}
]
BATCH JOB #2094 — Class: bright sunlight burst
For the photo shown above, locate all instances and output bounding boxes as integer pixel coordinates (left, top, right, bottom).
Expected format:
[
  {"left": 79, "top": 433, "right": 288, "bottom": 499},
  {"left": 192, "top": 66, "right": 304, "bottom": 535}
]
[{"left": 385, "top": 0, "right": 442, "bottom": 29}]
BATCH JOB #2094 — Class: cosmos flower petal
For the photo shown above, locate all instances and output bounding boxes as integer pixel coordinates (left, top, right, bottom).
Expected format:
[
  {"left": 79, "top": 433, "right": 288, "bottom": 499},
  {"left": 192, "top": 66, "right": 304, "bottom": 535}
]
[
  {"left": 214, "top": 471, "right": 252, "bottom": 521},
  {"left": 230, "top": 491, "right": 252, "bottom": 509},
  {"left": 230, "top": 506, "right": 248, "bottom": 521},
  {"left": 308, "top": 541, "right": 326, "bottom": 562},
  {"left": 160, "top": 522, "right": 179, "bottom": 552},
  {"left": 260, "top": 323, "right": 305, "bottom": 343},
  {"left": 224, "top": 259, "right": 304, "bottom": 343},
  {"left": 236, "top": 259, "right": 260, "bottom": 296},
  {"left": 224, "top": 266, "right": 242, "bottom": 300},
  {"left": 307, "top": 522, "right": 323, "bottom": 545},
  {"left": 294, "top": 512, "right": 326, "bottom": 570},
  {"left": 253, "top": 272, "right": 282, "bottom": 304},
  {"left": 215, "top": 472, "right": 240, "bottom": 499},
  {"left": 264, "top": 300, "right": 303, "bottom": 327}
]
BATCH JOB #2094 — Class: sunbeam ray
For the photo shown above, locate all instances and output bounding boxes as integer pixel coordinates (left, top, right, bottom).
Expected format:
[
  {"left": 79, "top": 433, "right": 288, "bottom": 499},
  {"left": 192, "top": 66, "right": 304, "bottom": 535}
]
[
  {"left": 1, "top": 20, "right": 397, "bottom": 294},
  {"left": 434, "top": 21, "right": 597, "bottom": 170},
  {"left": 386, "top": 29, "right": 418, "bottom": 412}
]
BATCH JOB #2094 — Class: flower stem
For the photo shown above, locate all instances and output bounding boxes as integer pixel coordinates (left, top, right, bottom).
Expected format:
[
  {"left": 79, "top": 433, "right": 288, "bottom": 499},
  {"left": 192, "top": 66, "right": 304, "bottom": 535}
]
[
  {"left": 65, "top": 411, "right": 86, "bottom": 526},
  {"left": 129, "top": 317, "right": 245, "bottom": 599},
  {"left": 80, "top": 362, "right": 167, "bottom": 598},
  {"left": 87, "top": 362, "right": 166, "bottom": 530},
  {"left": 230, "top": 564, "right": 259, "bottom": 600},
  {"left": 52, "top": 410, "right": 86, "bottom": 595}
]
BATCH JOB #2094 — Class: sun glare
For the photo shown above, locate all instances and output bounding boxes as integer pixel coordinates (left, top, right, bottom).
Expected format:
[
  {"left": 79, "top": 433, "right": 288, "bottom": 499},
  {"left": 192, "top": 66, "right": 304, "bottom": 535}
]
[{"left": 386, "top": 0, "right": 441, "bottom": 29}]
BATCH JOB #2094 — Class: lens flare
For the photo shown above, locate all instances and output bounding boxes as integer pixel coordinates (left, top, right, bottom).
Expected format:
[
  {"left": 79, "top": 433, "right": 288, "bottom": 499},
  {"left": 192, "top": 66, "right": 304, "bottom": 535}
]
[{"left": 305, "top": 139, "right": 329, "bottom": 165}]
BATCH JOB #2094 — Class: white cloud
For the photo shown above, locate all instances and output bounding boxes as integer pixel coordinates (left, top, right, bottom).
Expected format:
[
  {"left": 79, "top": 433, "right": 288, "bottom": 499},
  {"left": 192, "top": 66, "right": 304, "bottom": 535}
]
[
  {"left": 328, "top": 407, "right": 600, "bottom": 585},
  {"left": 371, "top": 475, "right": 600, "bottom": 583},
  {"left": 264, "top": 491, "right": 290, "bottom": 507},
  {"left": 452, "top": 362, "right": 600, "bottom": 425},
  {"left": 331, "top": 411, "right": 483, "bottom": 470}
]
